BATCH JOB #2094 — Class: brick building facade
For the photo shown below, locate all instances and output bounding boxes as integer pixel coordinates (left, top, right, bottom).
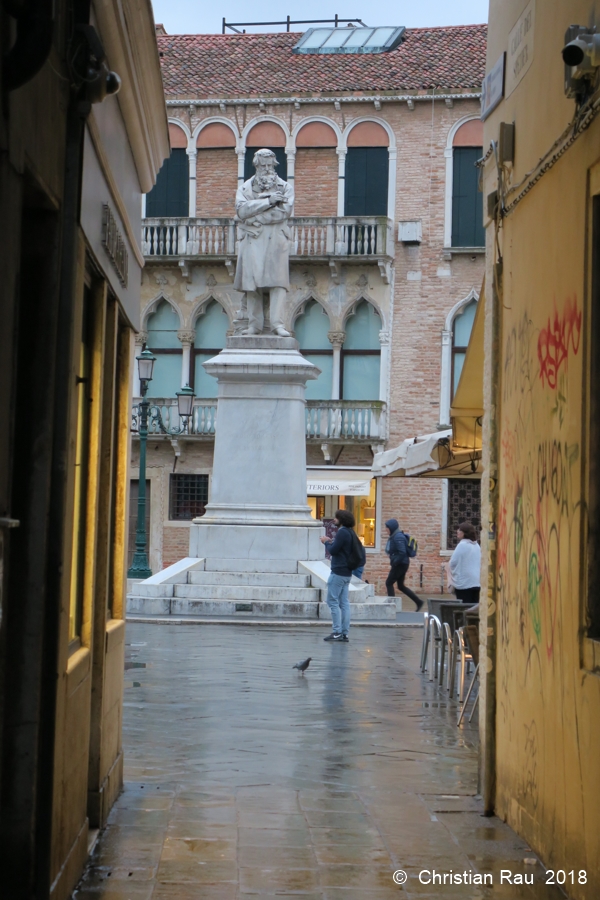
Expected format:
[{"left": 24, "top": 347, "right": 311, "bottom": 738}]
[{"left": 133, "top": 24, "right": 486, "bottom": 594}]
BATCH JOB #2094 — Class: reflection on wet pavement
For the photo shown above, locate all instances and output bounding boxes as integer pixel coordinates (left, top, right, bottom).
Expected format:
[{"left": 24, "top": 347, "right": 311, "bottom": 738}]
[{"left": 73, "top": 625, "right": 564, "bottom": 899}]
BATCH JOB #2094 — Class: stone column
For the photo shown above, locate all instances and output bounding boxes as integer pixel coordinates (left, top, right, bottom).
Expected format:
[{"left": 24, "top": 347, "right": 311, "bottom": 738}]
[
  {"left": 439, "top": 329, "right": 452, "bottom": 426},
  {"left": 336, "top": 148, "right": 346, "bottom": 216},
  {"left": 286, "top": 151, "right": 295, "bottom": 184},
  {"left": 237, "top": 150, "right": 245, "bottom": 185},
  {"left": 378, "top": 329, "right": 390, "bottom": 403},
  {"left": 178, "top": 329, "right": 195, "bottom": 387},
  {"left": 133, "top": 331, "right": 148, "bottom": 397},
  {"left": 189, "top": 335, "right": 323, "bottom": 561},
  {"left": 187, "top": 148, "right": 197, "bottom": 217},
  {"left": 328, "top": 331, "right": 345, "bottom": 400}
]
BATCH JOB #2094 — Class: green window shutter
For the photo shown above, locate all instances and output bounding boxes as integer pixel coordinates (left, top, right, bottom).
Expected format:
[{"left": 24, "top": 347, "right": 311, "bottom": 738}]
[
  {"left": 244, "top": 148, "right": 287, "bottom": 182},
  {"left": 344, "top": 147, "right": 388, "bottom": 216},
  {"left": 452, "top": 147, "right": 484, "bottom": 247},
  {"left": 146, "top": 149, "right": 189, "bottom": 217}
]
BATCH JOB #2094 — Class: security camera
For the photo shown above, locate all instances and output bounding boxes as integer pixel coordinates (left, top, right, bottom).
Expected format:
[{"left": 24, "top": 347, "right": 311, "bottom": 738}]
[
  {"left": 87, "top": 62, "right": 121, "bottom": 104},
  {"left": 563, "top": 25, "right": 600, "bottom": 100}
]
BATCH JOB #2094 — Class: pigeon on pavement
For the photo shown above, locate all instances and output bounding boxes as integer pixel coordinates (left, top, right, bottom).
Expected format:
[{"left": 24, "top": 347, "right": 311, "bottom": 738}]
[{"left": 293, "top": 657, "right": 312, "bottom": 674}]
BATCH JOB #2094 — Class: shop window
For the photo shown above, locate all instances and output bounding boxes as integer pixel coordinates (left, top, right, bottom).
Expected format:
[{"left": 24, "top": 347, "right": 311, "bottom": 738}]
[
  {"left": 344, "top": 147, "right": 388, "bottom": 216},
  {"left": 452, "top": 147, "right": 484, "bottom": 247},
  {"left": 146, "top": 300, "right": 182, "bottom": 398},
  {"left": 342, "top": 479, "right": 377, "bottom": 548},
  {"left": 193, "top": 301, "right": 229, "bottom": 396},
  {"left": 146, "top": 148, "right": 189, "bottom": 217},
  {"left": 342, "top": 301, "right": 381, "bottom": 400},
  {"left": 447, "top": 479, "right": 481, "bottom": 549},
  {"left": 308, "top": 496, "right": 326, "bottom": 520},
  {"left": 244, "top": 147, "right": 287, "bottom": 181},
  {"left": 294, "top": 300, "right": 332, "bottom": 400},
  {"left": 128, "top": 479, "right": 150, "bottom": 568},
  {"left": 169, "top": 474, "right": 209, "bottom": 520},
  {"left": 452, "top": 300, "right": 477, "bottom": 399}
]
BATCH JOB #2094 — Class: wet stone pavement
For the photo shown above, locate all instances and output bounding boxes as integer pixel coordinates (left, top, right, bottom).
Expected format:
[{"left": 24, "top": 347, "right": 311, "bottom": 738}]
[{"left": 73, "top": 625, "right": 565, "bottom": 900}]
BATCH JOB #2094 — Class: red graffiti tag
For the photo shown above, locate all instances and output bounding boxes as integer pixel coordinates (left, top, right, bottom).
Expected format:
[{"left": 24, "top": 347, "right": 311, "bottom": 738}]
[{"left": 537, "top": 295, "right": 581, "bottom": 389}]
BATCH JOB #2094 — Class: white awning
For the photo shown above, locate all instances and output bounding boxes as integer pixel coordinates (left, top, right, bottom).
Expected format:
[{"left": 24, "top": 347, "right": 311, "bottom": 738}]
[{"left": 371, "top": 429, "right": 481, "bottom": 479}]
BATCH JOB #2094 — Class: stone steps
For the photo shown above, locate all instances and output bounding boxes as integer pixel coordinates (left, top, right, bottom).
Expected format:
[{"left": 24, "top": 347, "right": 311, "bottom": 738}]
[
  {"left": 126, "top": 595, "right": 396, "bottom": 620},
  {"left": 204, "top": 558, "right": 302, "bottom": 574},
  {"left": 126, "top": 557, "right": 395, "bottom": 622},
  {"left": 188, "top": 571, "right": 311, "bottom": 587},
  {"left": 173, "top": 583, "right": 320, "bottom": 602}
]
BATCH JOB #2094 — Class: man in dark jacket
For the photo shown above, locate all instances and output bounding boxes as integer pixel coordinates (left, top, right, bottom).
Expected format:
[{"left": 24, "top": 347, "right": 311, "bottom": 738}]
[
  {"left": 319, "top": 509, "right": 364, "bottom": 642},
  {"left": 385, "top": 518, "right": 423, "bottom": 611}
]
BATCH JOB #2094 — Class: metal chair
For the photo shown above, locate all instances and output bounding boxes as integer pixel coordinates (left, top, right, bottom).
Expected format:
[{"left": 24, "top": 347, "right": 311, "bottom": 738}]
[
  {"left": 457, "top": 622, "right": 480, "bottom": 725},
  {"left": 449, "top": 627, "right": 473, "bottom": 702}
]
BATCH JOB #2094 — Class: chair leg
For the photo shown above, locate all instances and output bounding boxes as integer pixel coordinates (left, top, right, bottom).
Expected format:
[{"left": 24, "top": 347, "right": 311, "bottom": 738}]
[
  {"left": 468, "top": 688, "right": 480, "bottom": 723},
  {"left": 438, "top": 633, "right": 446, "bottom": 687},
  {"left": 449, "top": 634, "right": 458, "bottom": 697},
  {"left": 420, "top": 614, "right": 430, "bottom": 671},
  {"left": 457, "top": 663, "right": 480, "bottom": 726}
]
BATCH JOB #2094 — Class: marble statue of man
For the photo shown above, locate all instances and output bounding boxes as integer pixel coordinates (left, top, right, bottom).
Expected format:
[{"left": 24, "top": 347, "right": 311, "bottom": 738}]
[{"left": 233, "top": 148, "right": 294, "bottom": 337}]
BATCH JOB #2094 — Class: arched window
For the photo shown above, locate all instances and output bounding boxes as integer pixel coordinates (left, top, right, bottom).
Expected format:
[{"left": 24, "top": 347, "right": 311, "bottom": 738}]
[
  {"left": 146, "top": 123, "right": 189, "bottom": 217},
  {"left": 342, "top": 301, "right": 381, "bottom": 400},
  {"left": 146, "top": 301, "right": 182, "bottom": 397},
  {"left": 345, "top": 122, "right": 389, "bottom": 216},
  {"left": 294, "top": 301, "right": 332, "bottom": 400},
  {"left": 244, "top": 122, "right": 287, "bottom": 180},
  {"left": 295, "top": 122, "right": 338, "bottom": 216},
  {"left": 193, "top": 301, "right": 229, "bottom": 397},
  {"left": 452, "top": 299, "right": 477, "bottom": 398},
  {"left": 451, "top": 119, "right": 484, "bottom": 247},
  {"left": 196, "top": 123, "right": 238, "bottom": 216}
]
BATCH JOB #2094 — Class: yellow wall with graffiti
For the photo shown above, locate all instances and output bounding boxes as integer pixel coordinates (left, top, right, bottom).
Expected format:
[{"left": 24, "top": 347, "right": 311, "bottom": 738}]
[{"left": 484, "top": 1, "right": 600, "bottom": 893}]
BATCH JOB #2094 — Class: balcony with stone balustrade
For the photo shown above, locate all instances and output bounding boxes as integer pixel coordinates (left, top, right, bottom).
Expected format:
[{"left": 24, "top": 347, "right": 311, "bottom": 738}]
[
  {"left": 141, "top": 216, "right": 395, "bottom": 282},
  {"left": 132, "top": 398, "right": 387, "bottom": 444}
]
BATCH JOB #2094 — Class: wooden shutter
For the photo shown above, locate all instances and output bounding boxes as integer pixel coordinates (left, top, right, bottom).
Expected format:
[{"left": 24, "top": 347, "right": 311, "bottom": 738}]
[
  {"left": 344, "top": 147, "right": 388, "bottom": 216},
  {"left": 146, "top": 149, "right": 189, "bottom": 217},
  {"left": 244, "top": 148, "right": 287, "bottom": 182},
  {"left": 452, "top": 147, "right": 484, "bottom": 247}
]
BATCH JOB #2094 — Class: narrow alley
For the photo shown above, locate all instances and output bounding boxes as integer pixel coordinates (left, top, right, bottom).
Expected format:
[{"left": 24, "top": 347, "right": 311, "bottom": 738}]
[{"left": 73, "top": 625, "right": 566, "bottom": 899}]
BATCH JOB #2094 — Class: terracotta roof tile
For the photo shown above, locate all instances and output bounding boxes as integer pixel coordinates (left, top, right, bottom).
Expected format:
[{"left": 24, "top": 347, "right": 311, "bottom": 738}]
[{"left": 158, "top": 26, "right": 487, "bottom": 97}]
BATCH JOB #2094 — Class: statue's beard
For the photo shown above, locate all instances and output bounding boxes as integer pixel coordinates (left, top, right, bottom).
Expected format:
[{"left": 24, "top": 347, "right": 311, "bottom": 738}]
[{"left": 254, "top": 169, "right": 278, "bottom": 192}]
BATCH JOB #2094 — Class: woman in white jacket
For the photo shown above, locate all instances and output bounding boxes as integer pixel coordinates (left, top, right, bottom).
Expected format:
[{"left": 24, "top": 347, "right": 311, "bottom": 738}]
[{"left": 449, "top": 521, "right": 481, "bottom": 604}]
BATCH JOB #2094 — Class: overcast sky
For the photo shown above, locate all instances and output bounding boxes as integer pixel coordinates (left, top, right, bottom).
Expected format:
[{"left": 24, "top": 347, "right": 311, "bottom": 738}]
[{"left": 151, "top": 0, "right": 488, "bottom": 36}]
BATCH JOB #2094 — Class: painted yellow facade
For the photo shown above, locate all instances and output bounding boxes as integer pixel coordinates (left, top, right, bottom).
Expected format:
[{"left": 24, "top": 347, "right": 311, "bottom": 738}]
[{"left": 482, "top": 2, "right": 600, "bottom": 893}]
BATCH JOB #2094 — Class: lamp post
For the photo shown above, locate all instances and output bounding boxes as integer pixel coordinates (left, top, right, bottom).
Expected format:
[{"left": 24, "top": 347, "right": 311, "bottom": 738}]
[{"left": 128, "top": 346, "right": 195, "bottom": 579}]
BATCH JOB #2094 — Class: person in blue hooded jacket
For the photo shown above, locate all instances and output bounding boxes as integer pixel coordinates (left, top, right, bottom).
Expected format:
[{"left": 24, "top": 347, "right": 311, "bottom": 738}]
[{"left": 385, "top": 519, "right": 423, "bottom": 611}]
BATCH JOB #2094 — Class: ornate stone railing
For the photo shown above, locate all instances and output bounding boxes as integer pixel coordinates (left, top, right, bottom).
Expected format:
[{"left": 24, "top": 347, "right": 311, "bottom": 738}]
[
  {"left": 142, "top": 216, "right": 394, "bottom": 261},
  {"left": 131, "top": 398, "right": 387, "bottom": 442},
  {"left": 305, "top": 401, "right": 387, "bottom": 442}
]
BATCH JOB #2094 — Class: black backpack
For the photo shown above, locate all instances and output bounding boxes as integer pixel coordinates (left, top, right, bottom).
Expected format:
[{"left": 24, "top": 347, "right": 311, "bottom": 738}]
[{"left": 346, "top": 528, "right": 366, "bottom": 570}]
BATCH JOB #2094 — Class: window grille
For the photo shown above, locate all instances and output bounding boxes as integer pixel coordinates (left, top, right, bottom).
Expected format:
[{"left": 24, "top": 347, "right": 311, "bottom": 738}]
[
  {"left": 447, "top": 479, "right": 481, "bottom": 549},
  {"left": 169, "top": 474, "right": 208, "bottom": 520}
]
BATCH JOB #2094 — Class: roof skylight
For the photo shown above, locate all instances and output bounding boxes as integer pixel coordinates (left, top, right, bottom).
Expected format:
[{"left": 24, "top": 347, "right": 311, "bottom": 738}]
[{"left": 293, "top": 25, "right": 405, "bottom": 55}]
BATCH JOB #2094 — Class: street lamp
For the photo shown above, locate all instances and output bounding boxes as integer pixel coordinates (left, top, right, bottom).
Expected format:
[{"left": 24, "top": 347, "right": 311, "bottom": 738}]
[{"left": 127, "top": 346, "right": 195, "bottom": 579}]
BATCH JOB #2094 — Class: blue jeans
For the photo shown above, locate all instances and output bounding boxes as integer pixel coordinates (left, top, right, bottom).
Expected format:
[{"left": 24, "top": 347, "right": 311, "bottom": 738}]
[{"left": 326, "top": 572, "right": 351, "bottom": 635}]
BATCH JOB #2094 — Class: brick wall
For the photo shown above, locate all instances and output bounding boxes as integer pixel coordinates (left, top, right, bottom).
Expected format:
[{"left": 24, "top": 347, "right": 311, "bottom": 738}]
[
  {"left": 293, "top": 149, "right": 338, "bottom": 216},
  {"left": 163, "top": 526, "right": 190, "bottom": 567},
  {"left": 196, "top": 148, "right": 238, "bottom": 216}
]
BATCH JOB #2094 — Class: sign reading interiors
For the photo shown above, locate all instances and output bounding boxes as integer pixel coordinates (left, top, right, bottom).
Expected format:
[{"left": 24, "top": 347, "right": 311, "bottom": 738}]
[{"left": 307, "top": 478, "right": 372, "bottom": 496}]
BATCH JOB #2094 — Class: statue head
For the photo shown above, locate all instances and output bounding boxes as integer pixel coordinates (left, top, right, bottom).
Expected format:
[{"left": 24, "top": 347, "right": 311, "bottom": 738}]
[{"left": 252, "top": 148, "right": 279, "bottom": 191}]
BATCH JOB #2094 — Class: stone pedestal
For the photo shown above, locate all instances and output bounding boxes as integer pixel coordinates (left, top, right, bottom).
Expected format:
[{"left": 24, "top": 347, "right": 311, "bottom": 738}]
[{"left": 189, "top": 335, "right": 323, "bottom": 560}]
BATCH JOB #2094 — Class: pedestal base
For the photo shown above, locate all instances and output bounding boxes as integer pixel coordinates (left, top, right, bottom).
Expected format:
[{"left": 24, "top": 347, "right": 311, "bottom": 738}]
[{"left": 189, "top": 522, "right": 324, "bottom": 561}]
